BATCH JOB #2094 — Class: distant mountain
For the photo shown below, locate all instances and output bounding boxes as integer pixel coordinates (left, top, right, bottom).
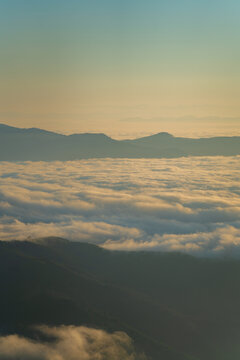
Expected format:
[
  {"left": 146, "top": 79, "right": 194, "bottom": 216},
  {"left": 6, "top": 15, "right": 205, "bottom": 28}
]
[
  {"left": 1, "top": 237, "right": 240, "bottom": 360},
  {"left": 0, "top": 123, "right": 60, "bottom": 136},
  {"left": 0, "top": 123, "right": 240, "bottom": 160}
]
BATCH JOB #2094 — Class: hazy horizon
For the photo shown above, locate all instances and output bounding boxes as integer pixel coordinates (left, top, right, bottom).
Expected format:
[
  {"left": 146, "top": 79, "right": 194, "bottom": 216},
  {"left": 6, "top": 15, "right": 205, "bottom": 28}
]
[{"left": 1, "top": 0, "right": 240, "bottom": 138}]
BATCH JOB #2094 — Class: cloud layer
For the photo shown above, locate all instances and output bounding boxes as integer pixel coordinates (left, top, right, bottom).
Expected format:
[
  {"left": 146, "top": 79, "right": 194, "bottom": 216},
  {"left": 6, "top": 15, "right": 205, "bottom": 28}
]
[
  {"left": 0, "top": 325, "right": 145, "bottom": 360},
  {"left": 0, "top": 157, "right": 240, "bottom": 256}
]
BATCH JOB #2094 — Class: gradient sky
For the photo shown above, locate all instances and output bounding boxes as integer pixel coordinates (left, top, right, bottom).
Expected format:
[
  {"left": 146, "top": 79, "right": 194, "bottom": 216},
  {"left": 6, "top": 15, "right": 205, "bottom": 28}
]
[{"left": 1, "top": 0, "right": 240, "bottom": 137}]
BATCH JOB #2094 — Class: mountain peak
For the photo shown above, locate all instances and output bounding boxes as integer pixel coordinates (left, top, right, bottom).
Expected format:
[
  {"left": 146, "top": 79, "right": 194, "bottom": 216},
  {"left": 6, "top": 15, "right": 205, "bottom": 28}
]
[
  {"left": 156, "top": 132, "right": 173, "bottom": 137},
  {"left": 32, "top": 236, "right": 69, "bottom": 246},
  {"left": 135, "top": 132, "right": 174, "bottom": 142}
]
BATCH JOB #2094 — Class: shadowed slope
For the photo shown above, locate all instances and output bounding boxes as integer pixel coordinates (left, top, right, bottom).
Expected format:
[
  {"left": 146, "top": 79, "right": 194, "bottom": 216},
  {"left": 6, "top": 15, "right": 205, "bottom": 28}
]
[{"left": 1, "top": 238, "right": 240, "bottom": 359}]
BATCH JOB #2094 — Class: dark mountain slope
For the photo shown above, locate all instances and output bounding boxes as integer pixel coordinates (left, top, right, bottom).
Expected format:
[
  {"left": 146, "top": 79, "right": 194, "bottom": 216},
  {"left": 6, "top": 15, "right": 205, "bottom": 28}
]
[
  {"left": 0, "top": 240, "right": 196, "bottom": 360},
  {"left": 1, "top": 238, "right": 240, "bottom": 359}
]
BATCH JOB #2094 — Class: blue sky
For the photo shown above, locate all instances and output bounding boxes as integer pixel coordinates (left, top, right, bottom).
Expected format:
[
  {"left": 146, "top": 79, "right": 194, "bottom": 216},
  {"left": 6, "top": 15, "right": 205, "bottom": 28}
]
[{"left": 0, "top": 0, "right": 240, "bottom": 137}]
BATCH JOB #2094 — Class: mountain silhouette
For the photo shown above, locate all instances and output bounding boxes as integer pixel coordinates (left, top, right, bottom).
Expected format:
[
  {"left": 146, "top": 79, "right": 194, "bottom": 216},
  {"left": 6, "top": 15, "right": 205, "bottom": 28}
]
[{"left": 0, "top": 124, "right": 240, "bottom": 160}]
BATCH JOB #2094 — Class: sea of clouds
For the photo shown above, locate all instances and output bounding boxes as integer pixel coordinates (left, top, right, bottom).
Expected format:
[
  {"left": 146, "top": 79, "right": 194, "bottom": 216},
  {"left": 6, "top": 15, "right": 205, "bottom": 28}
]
[
  {"left": 0, "top": 157, "right": 240, "bottom": 256},
  {"left": 0, "top": 325, "right": 145, "bottom": 360}
]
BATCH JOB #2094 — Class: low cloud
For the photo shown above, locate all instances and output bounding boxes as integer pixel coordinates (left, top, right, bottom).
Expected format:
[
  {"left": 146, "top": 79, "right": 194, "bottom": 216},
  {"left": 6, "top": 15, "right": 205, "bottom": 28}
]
[
  {"left": 0, "top": 325, "right": 146, "bottom": 360},
  {"left": 0, "top": 157, "right": 240, "bottom": 256},
  {"left": 102, "top": 226, "right": 240, "bottom": 256}
]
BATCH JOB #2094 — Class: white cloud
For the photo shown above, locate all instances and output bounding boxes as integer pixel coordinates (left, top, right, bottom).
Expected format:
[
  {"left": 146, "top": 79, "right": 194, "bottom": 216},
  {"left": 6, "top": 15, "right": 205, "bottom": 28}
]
[
  {"left": 0, "top": 157, "right": 240, "bottom": 256},
  {"left": 0, "top": 325, "right": 146, "bottom": 360},
  {"left": 102, "top": 226, "right": 240, "bottom": 257}
]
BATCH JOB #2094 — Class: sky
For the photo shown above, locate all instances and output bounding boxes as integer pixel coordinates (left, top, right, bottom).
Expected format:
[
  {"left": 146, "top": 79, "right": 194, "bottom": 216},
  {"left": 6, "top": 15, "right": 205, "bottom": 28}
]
[{"left": 1, "top": 0, "right": 240, "bottom": 137}]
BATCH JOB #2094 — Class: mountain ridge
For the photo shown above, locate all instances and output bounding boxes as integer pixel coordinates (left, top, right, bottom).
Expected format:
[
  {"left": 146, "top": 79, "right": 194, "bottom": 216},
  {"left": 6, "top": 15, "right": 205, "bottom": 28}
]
[
  {"left": 0, "top": 123, "right": 240, "bottom": 160},
  {"left": 1, "top": 123, "right": 239, "bottom": 140}
]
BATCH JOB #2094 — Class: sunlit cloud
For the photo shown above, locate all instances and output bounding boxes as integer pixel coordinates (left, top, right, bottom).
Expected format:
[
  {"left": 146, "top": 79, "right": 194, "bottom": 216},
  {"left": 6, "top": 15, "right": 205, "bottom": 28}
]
[
  {"left": 0, "top": 157, "right": 240, "bottom": 256},
  {"left": 0, "top": 325, "right": 146, "bottom": 360}
]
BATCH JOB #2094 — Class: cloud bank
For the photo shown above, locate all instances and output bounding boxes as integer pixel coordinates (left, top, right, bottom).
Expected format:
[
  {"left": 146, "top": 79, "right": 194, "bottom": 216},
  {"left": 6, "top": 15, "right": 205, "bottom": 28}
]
[
  {"left": 0, "top": 325, "right": 145, "bottom": 360},
  {"left": 0, "top": 157, "right": 240, "bottom": 256}
]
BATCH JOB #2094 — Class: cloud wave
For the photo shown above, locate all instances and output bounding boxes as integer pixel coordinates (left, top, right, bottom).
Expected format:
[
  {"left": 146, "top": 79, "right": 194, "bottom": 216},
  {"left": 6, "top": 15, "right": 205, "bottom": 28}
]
[{"left": 0, "top": 157, "right": 240, "bottom": 256}]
